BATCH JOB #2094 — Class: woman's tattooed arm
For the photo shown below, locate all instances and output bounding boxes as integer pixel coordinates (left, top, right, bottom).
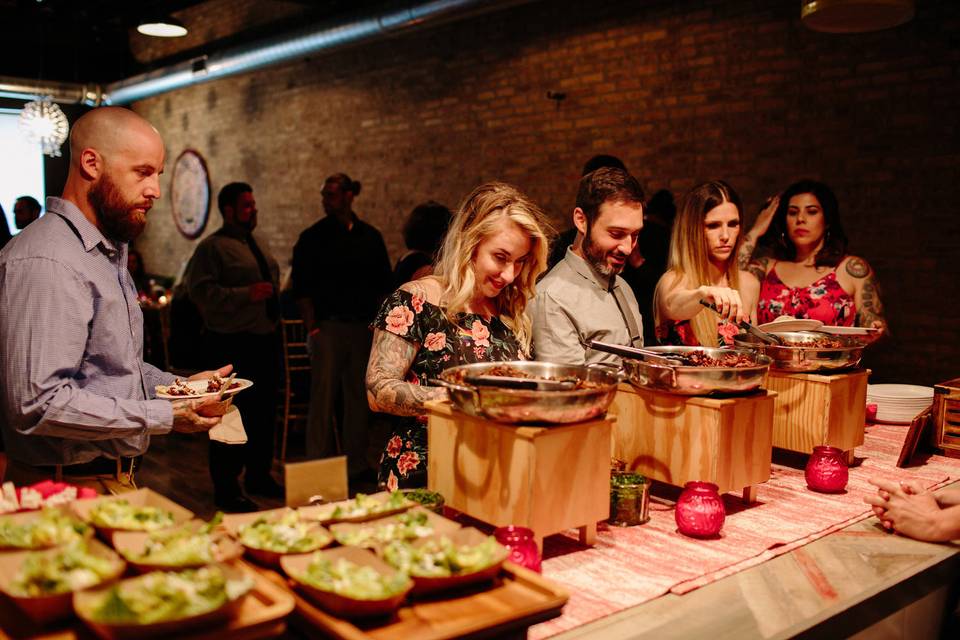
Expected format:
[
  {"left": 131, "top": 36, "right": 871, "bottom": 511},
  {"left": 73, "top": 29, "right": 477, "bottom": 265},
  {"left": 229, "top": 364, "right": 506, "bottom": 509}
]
[
  {"left": 366, "top": 328, "right": 447, "bottom": 416},
  {"left": 846, "top": 257, "right": 889, "bottom": 334}
]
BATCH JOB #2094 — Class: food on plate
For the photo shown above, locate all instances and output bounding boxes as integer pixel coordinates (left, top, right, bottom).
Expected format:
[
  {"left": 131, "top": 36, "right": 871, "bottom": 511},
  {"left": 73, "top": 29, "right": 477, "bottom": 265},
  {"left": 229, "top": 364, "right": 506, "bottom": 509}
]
[
  {"left": 333, "top": 510, "right": 435, "bottom": 547},
  {"left": 0, "top": 508, "right": 91, "bottom": 549},
  {"left": 154, "top": 378, "right": 195, "bottom": 397},
  {"left": 400, "top": 488, "right": 444, "bottom": 513},
  {"left": 205, "top": 374, "right": 241, "bottom": 394},
  {"left": 82, "top": 566, "right": 252, "bottom": 625},
  {"left": 154, "top": 374, "right": 241, "bottom": 398},
  {"left": 382, "top": 535, "right": 505, "bottom": 578},
  {"left": 89, "top": 499, "right": 176, "bottom": 532},
  {"left": 329, "top": 491, "right": 413, "bottom": 520},
  {"left": 122, "top": 514, "right": 227, "bottom": 567},
  {"left": 9, "top": 542, "right": 120, "bottom": 597},
  {"left": 299, "top": 556, "right": 411, "bottom": 600},
  {"left": 238, "top": 509, "right": 331, "bottom": 553}
]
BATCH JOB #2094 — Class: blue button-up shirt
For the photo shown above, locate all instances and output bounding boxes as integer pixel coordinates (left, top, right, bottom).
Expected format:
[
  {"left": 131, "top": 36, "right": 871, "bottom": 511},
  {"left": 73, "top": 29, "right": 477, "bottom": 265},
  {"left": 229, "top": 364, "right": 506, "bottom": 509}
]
[{"left": 0, "top": 197, "right": 175, "bottom": 465}]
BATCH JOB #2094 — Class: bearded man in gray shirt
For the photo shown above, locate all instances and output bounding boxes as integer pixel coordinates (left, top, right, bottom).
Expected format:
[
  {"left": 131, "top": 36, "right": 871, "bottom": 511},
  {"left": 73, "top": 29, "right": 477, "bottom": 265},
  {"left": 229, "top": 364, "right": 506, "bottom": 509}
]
[
  {"left": 0, "top": 107, "right": 227, "bottom": 490},
  {"left": 531, "top": 168, "right": 645, "bottom": 366}
]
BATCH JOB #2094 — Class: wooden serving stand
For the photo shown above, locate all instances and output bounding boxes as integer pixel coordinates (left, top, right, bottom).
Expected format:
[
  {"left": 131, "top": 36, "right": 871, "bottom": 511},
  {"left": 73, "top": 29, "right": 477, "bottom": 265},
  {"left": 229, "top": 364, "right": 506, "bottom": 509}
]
[
  {"left": 425, "top": 401, "right": 612, "bottom": 551},
  {"left": 933, "top": 377, "right": 960, "bottom": 459},
  {"left": 764, "top": 369, "right": 869, "bottom": 464},
  {"left": 610, "top": 383, "right": 775, "bottom": 503}
]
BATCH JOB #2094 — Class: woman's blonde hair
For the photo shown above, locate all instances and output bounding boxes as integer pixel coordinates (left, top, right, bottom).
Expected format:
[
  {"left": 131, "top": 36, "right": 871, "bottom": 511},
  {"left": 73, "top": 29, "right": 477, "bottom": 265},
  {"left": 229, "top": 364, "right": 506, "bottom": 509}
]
[
  {"left": 655, "top": 180, "right": 743, "bottom": 347},
  {"left": 433, "top": 182, "right": 552, "bottom": 354}
]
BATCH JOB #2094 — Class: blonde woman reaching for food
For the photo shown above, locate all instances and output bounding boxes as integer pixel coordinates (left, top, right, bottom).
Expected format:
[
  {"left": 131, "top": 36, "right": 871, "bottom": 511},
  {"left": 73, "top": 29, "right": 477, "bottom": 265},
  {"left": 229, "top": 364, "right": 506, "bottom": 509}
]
[
  {"left": 654, "top": 180, "right": 757, "bottom": 347},
  {"left": 366, "top": 182, "right": 551, "bottom": 490}
]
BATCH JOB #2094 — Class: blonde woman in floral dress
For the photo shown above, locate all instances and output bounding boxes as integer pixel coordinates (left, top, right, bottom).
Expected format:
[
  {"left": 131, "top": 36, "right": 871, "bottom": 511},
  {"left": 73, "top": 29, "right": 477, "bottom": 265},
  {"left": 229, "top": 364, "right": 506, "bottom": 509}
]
[
  {"left": 654, "top": 181, "right": 757, "bottom": 347},
  {"left": 366, "top": 183, "right": 551, "bottom": 490}
]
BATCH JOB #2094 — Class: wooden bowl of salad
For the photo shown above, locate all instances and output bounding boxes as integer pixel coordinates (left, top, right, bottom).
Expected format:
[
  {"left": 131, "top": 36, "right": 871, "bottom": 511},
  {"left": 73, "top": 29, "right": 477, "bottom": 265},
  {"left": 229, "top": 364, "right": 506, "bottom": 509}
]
[
  {"left": 0, "top": 506, "right": 93, "bottom": 551},
  {"left": 71, "top": 489, "right": 193, "bottom": 544},
  {"left": 0, "top": 539, "right": 125, "bottom": 623},
  {"left": 112, "top": 516, "right": 243, "bottom": 573},
  {"left": 281, "top": 546, "right": 412, "bottom": 619},
  {"left": 298, "top": 491, "right": 416, "bottom": 525},
  {"left": 380, "top": 527, "right": 508, "bottom": 595},
  {"left": 73, "top": 562, "right": 253, "bottom": 639},
  {"left": 222, "top": 508, "right": 332, "bottom": 569},
  {"left": 328, "top": 506, "right": 460, "bottom": 550}
]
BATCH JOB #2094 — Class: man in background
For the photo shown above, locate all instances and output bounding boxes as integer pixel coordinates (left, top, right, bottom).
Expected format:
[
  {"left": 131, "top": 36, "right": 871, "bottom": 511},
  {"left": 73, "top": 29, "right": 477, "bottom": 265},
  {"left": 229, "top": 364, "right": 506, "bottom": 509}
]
[
  {"left": 291, "top": 173, "right": 392, "bottom": 484},
  {"left": 185, "top": 182, "right": 282, "bottom": 512},
  {"left": 13, "top": 196, "right": 42, "bottom": 229}
]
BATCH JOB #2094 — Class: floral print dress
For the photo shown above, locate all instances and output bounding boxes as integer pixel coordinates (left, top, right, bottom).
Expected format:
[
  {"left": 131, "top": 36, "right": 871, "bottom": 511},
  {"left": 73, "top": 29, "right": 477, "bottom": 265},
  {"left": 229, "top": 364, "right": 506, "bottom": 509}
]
[
  {"left": 374, "top": 288, "right": 524, "bottom": 490},
  {"left": 757, "top": 264, "right": 856, "bottom": 326}
]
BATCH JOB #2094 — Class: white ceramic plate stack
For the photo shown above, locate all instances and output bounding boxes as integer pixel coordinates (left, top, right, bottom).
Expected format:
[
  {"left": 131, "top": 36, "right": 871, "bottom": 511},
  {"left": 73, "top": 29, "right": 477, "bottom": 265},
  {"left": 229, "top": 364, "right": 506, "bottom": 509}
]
[{"left": 866, "top": 384, "right": 935, "bottom": 424}]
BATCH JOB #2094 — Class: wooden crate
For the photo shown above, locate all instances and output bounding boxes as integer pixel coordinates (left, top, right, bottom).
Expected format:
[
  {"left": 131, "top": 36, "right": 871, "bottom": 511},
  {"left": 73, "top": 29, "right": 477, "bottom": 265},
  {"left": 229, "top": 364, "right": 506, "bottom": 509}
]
[
  {"left": 765, "top": 369, "right": 869, "bottom": 463},
  {"left": 425, "top": 401, "right": 612, "bottom": 551},
  {"left": 610, "top": 384, "right": 775, "bottom": 503},
  {"left": 258, "top": 560, "right": 568, "bottom": 640},
  {"left": 0, "top": 561, "right": 294, "bottom": 640},
  {"left": 933, "top": 377, "right": 960, "bottom": 458}
]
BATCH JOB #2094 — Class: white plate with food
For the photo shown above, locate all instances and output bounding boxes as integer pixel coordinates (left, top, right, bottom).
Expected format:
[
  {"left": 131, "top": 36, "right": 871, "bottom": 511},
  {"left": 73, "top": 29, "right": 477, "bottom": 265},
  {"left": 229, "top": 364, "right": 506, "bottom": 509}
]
[
  {"left": 758, "top": 316, "right": 823, "bottom": 333},
  {"left": 155, "top": 377, "right": 253, "bottom": 400}
]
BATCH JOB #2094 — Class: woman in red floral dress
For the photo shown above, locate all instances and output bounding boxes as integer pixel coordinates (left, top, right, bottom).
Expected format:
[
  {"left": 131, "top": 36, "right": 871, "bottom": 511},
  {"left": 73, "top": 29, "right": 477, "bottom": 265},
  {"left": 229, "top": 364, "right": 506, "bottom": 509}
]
[
  {"left": 366, "top": 183, "right": 551, "bottom": 490},
  {"left": 738, "top": 180, "right": 888, "bottom": 334},
  {"left": 654, "top": 181, "right": 756, "bottom": 347}
]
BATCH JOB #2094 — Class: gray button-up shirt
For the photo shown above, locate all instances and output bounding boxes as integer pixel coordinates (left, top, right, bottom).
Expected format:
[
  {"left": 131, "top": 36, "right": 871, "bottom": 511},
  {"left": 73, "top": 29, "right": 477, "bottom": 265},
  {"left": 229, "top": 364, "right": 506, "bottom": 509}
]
[
  {"left": 530, "top": 247, "right": 644, "bottom": 366},
  {"left": 184, "top": 227, "right": 279, "bottom": 335},
  {"left": 0, "top": 197, "right": 175, "bottom": 466}
]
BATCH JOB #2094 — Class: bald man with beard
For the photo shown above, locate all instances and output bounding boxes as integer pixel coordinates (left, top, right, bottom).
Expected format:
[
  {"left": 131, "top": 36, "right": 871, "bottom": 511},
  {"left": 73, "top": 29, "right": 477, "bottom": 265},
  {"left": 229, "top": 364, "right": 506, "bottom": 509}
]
[{"left": 0, "top": 107, "right": 228, "bottom": 491}]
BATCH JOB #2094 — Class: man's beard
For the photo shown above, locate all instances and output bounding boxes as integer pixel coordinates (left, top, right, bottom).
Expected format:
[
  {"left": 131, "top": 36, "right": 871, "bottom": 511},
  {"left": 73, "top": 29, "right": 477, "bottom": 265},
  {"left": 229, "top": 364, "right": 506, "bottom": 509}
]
[
  {"left": 582, "top": 225, "right": 626, "bottom": 277},
  {"left": 88, "top": 173, "right": 149, "bottom": 243}
]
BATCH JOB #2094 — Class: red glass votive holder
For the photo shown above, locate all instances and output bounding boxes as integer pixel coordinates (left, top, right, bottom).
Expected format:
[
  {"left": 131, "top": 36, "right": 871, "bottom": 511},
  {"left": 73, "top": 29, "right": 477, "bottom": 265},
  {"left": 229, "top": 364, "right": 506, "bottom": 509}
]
[
  {"left": 493, "top": 525, "right": 541, "bottom": 573},
  {"left": 805, "top": 445, "right": 849, "bottom": 493},
  {"left": 865, "top": 403, "right": 878, "bottom": 423},
  {"left": 675, "top": 481, "right": 725, "bottom": 538}
]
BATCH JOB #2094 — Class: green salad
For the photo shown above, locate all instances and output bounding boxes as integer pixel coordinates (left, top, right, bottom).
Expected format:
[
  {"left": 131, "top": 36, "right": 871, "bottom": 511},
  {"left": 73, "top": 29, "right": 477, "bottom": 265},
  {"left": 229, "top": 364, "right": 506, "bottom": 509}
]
[
  {"left": 301, "top": 556, "right": 411, "bottom": 600},
  {"left": 238, "top": 509, "right": 330, "bottom": 553},
  {"left": 334, "top": 510, "right": 434, "bottom": 548},
  {"left": 330, "top": 492, "right": 410, "bottom": 520},
  {"left": 10, "top": 542, "right": 119, "bottom": 597},
  {"left": 382, "top": 536, "right": 504, "bottom": 578},
  {"left": 0, "top": 508, "right": 91, "bottom": 549},
  {"left": 86, "top": 566, "right": 252, "bottom": 625},
  {"left": 89, "top": 500, "right": 176, "bottom": 532},
  {"left": 125, "top": 514, "right": 224, "bottom": 566}
]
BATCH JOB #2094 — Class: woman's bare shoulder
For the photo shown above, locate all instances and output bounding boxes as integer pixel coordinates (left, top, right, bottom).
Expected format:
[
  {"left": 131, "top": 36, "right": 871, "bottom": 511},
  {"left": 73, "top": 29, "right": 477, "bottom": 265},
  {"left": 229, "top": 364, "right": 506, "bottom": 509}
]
[{"left": 399, "top": 276, "right": 444, "bottom": 305}]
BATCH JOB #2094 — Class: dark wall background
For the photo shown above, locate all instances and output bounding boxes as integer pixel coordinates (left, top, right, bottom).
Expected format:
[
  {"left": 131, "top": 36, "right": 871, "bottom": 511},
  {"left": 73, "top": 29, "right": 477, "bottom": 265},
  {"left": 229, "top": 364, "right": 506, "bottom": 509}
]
[{"left": 127, "top": 0, "right": 958, "bottom": 385}]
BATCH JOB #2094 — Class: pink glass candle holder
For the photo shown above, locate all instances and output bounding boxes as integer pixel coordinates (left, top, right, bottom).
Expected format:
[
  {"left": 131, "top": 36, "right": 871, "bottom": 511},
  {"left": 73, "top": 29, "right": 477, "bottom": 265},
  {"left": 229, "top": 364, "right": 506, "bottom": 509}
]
[
  {"left": 805, "top": 445, "right": 849, "bottom": 493},
  {"left": 493, "top": 525, "right": 541, "bottom": 573},
  {"left": 865, "top": 403, "right": 878, "bottom": 423},
  {"left": 675, "top": 481, "right": 725, "bottom": 538}
]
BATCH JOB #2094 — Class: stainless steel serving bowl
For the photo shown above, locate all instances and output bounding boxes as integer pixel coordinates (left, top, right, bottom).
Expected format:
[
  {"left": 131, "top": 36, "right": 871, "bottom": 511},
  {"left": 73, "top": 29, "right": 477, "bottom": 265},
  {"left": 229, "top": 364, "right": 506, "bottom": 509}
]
[
  {"left": 620, "top": 346, "right": 772, "bottom": 396},
  {"left": 733, "top": 331, "right": 863, "bottom": 372},
  {"left": 434, "top": 361, "right": 619, "bottom": 424}
]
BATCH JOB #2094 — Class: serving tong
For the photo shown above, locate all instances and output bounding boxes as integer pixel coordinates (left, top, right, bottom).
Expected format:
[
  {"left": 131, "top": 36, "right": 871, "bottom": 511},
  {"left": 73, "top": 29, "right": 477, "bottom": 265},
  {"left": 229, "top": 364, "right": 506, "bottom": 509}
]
[
  {"left": 461, "top": 374, "right": 576, "bottom": 391},
  {"left": 697, "top": 300, "right": 783, "bottom": 345},
  {"left": 588, "top": 340, "right": 688, "bottom": 366}
]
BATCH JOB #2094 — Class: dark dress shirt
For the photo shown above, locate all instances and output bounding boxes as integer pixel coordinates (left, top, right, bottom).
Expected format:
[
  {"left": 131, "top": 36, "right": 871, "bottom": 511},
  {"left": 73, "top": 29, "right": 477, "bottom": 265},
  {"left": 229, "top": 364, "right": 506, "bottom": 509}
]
[{"left": 291, "top": 213, "right": 392, "bottom": 323}]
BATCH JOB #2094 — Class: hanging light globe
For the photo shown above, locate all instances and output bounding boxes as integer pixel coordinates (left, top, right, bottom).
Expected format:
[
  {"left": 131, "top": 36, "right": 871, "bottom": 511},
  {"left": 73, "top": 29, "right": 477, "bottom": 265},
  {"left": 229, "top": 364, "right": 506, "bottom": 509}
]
[{"left": 18, "top": 97, "right": 70, "bottom": 158}]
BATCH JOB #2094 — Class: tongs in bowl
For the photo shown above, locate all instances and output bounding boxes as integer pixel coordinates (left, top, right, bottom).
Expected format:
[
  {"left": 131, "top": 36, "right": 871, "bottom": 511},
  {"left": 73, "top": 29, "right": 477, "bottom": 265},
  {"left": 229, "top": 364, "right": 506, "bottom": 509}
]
[
  {"left": 588, "top": 340, "right": 687, "bottom": 366},
  {"left": 698, "top": 300, "right": 783, "bottom": 345}
]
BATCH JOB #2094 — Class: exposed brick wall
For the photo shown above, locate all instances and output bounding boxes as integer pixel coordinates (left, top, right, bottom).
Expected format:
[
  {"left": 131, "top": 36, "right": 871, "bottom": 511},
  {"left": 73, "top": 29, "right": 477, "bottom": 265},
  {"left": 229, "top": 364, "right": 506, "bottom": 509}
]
[{"left": 132, "top": 0, "right": 960, "bottom": 385}]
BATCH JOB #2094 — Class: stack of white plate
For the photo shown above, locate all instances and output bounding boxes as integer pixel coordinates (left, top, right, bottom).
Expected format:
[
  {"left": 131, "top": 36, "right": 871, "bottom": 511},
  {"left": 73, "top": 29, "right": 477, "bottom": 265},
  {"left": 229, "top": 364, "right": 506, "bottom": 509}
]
[{"left": 866, "top": 384, "right": 935, "bottom": 424}]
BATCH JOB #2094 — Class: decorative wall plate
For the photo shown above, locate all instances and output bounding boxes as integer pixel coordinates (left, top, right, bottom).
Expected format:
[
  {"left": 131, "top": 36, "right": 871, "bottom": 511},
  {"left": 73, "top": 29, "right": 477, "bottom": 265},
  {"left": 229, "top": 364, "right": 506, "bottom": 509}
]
[{"left": 170, "top": 149, "right": 210, "bottom": 239}]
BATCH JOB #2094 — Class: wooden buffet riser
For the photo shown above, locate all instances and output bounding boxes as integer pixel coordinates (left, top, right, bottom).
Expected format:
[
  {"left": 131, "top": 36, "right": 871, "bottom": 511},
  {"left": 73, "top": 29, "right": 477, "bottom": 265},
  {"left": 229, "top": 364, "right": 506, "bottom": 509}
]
[
  {"left": 610, "top": 384, "right": 775, "bottom": 503},
  {"left": 257, "top": 560, "right": 568, "bottom": 640},
  {"left": 424, "top": 401, "right": 612, "bottom": 551},
  {"left": 765, "top": 369, "right": 869, "bottom": 464}
]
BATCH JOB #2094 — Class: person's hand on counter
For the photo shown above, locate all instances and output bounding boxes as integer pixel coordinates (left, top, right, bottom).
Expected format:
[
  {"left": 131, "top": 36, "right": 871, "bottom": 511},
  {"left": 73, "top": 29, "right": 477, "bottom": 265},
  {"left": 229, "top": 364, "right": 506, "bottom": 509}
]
[{"left": 865, "top": 477, "right": 960, "bottom": 542}]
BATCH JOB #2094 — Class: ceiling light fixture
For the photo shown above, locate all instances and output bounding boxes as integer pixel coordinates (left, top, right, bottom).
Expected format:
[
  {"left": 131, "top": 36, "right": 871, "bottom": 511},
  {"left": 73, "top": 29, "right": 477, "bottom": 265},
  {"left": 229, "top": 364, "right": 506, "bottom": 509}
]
[
  {"left": 137, "top": 16, "right": 188, "bottom": 38},
  {"left": 18, "top": 96, "right": 69, "bottom": 157},
  {"left": 801, "top": 0, "right": 915, "bottom": 34}
]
